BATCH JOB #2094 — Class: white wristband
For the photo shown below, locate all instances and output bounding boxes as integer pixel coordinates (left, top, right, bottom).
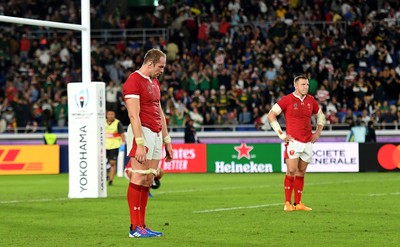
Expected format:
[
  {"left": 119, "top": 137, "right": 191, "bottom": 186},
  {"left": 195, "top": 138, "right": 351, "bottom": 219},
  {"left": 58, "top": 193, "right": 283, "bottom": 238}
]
[
  {"left": 163, "top": 135, "right": 171, "bottom": 144},
  {"left": 270, "top": 120, "right": 287, "bottom": 140},
  {"left": 135, "top": 137, "right": 144, "bottom": 146}
]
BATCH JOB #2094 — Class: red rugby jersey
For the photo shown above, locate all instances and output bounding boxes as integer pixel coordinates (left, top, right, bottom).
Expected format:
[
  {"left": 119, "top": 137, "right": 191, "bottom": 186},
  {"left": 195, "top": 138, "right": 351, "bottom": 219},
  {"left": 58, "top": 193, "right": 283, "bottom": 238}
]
[
  {"left": 123, "top": 71, "right": 162, "bottom": 133},
  {"left": 277, "top": 93, "right": 320, "bottom": 143}
]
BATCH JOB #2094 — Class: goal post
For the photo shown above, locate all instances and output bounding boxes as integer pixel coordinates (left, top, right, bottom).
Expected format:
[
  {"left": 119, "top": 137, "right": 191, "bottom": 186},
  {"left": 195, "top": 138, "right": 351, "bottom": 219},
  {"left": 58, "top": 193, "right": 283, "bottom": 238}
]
[{"left": 0, "top": 0, "right": 106, "bottom": 198}]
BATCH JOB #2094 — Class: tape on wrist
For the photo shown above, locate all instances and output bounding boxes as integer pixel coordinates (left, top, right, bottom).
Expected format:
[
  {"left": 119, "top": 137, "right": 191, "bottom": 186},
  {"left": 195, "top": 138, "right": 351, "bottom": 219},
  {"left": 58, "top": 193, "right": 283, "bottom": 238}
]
[
  {"left": 270, "top": 120, "right": 287, "bottom": 140},
  {"left": 163, "top": 135, "right": 171, "bottom": 144},
  {"left": 135, "top": 137, "right": 144, "bottom": 146},
  {"left": 278, "top": 132, "right": 287, "bottom": 140}
]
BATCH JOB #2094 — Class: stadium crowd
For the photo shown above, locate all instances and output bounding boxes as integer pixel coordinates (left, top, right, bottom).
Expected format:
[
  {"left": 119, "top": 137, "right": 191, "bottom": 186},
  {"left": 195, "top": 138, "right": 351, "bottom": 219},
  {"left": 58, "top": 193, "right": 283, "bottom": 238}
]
[{"left": 1, "top": 0, "right": 400, "bottom": 133}]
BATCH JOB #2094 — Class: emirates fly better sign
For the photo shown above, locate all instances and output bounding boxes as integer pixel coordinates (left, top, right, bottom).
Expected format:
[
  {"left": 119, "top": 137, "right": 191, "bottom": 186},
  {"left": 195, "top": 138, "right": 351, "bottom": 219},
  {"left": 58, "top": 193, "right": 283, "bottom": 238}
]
[{"left": 160, "top": 144, "right": 207, "bottom": 173}]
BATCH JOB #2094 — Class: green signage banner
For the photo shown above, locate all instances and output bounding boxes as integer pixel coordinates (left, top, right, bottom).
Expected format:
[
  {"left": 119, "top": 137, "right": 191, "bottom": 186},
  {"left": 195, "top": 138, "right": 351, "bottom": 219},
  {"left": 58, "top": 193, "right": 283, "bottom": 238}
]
[{"left": 207, "top": 143, "right": 282, "bottom": 173}]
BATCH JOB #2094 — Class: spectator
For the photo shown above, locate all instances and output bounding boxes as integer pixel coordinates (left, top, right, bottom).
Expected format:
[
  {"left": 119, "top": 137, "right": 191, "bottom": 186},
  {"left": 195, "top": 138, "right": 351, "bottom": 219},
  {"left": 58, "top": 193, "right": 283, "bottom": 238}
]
[
  {"left": 365, "top": 121, "right": 377, "bottom": 143},
  {"left": 203, "top": 112, "right": 214, "bottom": 127},
  {"left": 197, "top": 18, "right": 209, "bottom": 46},
  {"left": 238, "top": 106, "right": 252, "bottom": 124},
  {"left": 166, "top": 40, "right": 179, "bottom": 62},
  {"left": 318, "top": 55, "right": 334, "bottom": 81},
  {"left": 346, "top": 120, "right": 367, "bottom": 143},
  {"left": 19, "top": 34, "right": 30, "bottom": 62},
  {"left": 39, "top": 94, "right": 53, "bottom": 129},
  {"left": 381, "top": 105, "right": 397, "bottom": 128},
  {"left": 217, "top": 85, "right": 229, "bottom": 115},
  {"left": 43, "top": 126, "right": 57, "bottom": 145},
  {"left": 189, "top": 107, "right": 203, "bottom": 128},
  {"left": 0, "top": 115, "right": 6, "bottom": 133},
  {"left": 341, "top": 108, "right": 356, "bottom": 127},
  {"left": 361, "top": 109, "right": 371, "bottom": 124},
  {"left": 5, "top": 81, "right": 18, "bottom": 103},
  {"left": 326, "top": 111, "right": 340, "bottom": 125},
  {"left": 11, "top": 96, "right": 32, "bottom": 132},
  {"left": 106, "top": 80, "right": 119, "bottom": 112},
  {"left": 184, "top": 118, "right": 197, "bottom": 143},
  {"left": 265, "top": 65, "right": 277, "bottom": 81},
  {"left": 54, "top": 96, "right": 68, "bottom": 127},
  {"left": 2, "top": 107, "right": 17, "bottom": 133},
  {"left": 326, "top": 96, "right": 340, "bottom": 115},
  {"left": 352, "top": 78, "right": 369, "bottom": 99},
  {"left": 188, "top": 71, "right": 200, "bottom": 94},
  {"left": 316, "top": 84, "right": 330, "bottom": 106}
]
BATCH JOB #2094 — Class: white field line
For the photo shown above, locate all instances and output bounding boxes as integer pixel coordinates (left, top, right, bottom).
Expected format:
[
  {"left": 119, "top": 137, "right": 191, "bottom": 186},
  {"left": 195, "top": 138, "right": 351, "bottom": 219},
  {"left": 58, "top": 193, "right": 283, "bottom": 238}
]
[
  {"left": 1, "top": 178, "right": 399, "bottom": 204},
  {"left": 368, "top": 192, "right": 400, "bottom": 196},
  {"left": 193, "top": 203, "right": 282, "bottom": 213},
  {"left": 0, "top": 198, "right": 69, "bottom": 204}
]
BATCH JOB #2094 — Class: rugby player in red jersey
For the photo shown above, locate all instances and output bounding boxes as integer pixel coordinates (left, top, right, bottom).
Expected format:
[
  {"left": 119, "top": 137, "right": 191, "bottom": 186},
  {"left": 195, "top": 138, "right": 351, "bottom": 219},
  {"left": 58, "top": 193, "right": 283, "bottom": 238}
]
[
  {"left": 267, "top": 75, "right": 325, "bottom": 211},
  {"left": 122, "top": 48, "right": 173, "bottom": 238}
]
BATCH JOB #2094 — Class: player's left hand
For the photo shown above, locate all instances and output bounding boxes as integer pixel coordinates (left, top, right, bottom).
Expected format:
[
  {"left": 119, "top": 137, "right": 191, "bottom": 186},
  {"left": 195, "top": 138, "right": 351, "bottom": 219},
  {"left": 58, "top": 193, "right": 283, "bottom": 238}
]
[
  {"left": 164, "top": 143, "right": 173, "bottom": 162},
  {"left": 311, "top": 131, "right": 321, "bottom": 143}
]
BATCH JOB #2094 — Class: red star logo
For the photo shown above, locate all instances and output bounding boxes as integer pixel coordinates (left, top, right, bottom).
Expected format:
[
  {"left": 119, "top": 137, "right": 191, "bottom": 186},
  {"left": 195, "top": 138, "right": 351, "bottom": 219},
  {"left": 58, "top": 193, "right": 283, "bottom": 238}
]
[{"left": 234, "top": 143, "right": 254, "bottom": 160}]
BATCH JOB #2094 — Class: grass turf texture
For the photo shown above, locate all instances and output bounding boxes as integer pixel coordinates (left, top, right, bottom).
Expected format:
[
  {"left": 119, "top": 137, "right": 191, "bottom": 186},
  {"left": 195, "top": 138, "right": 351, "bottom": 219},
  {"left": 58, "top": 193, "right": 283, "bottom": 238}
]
[{"left": 0, "top": 173, "right": 399, "bottom": 247}]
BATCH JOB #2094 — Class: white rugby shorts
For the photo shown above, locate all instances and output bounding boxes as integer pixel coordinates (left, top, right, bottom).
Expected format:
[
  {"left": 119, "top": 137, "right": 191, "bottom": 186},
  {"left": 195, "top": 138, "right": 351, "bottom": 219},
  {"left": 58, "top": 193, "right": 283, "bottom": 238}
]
[
  {"left": 284, "top": 139, "right": 313, "bottom": 163},
  {"left": 126, "top": 124, "right": 162, "bottom": 160}
]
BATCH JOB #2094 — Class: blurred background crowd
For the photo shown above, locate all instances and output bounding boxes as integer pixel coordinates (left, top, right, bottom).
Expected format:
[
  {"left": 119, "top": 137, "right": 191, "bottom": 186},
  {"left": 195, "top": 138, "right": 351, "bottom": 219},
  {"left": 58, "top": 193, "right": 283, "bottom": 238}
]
[{"left": 0, "top": 0, "right": 399, "bottom": 133}]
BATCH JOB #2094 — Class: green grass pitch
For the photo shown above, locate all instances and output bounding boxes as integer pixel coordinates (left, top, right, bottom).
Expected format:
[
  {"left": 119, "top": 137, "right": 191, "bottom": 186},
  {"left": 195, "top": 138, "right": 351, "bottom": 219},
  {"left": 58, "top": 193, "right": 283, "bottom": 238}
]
[{"left": 0, "top": 172, "right": 399, "bottom": 247}]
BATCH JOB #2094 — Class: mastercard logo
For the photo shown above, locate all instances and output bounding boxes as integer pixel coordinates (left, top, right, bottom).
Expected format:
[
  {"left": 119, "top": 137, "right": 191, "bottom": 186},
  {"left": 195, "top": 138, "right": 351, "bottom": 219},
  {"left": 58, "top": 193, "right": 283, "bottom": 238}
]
[{"left": 377, "top": 144, "right": 400, "bottom": 170}]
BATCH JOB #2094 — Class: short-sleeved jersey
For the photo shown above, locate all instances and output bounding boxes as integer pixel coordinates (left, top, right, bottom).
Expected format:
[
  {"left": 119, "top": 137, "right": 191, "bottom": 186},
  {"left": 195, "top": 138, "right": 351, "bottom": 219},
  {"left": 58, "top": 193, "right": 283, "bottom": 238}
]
[
  {"left": 122, "top": 71, "right": 162, "bottom": 133},
  {"left": 277, "top": 93, "right": 319, "bottom": 143}
]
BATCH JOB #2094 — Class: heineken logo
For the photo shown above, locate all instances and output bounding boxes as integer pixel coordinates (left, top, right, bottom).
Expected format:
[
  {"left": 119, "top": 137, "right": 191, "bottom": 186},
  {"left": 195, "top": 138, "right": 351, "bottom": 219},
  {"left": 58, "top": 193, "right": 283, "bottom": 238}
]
[
  {"left": 207, "top": 143, "right": 281, "bottom": 173},
  {"left": 234, "top": 143, "right": 254, "bottom": 160},
  {"left": 217, "top": 143, "right": 272, "bottom": 173},
  {"left": 215, "top": 161, "right": 273, "bottom": 173}
]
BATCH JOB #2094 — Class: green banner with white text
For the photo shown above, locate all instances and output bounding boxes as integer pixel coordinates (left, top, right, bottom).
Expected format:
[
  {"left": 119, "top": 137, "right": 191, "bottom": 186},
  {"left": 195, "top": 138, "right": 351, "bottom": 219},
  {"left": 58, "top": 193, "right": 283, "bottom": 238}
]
[{"left": 207, "top": 143, "right": 282, "bottom": 173}]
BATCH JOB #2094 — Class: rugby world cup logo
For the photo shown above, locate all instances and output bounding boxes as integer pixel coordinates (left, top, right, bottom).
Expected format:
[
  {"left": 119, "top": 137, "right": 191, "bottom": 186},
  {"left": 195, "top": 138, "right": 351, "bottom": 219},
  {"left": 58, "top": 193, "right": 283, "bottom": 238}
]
[{"left": 75, "top": 88, "right": 89, "bottom": 108}]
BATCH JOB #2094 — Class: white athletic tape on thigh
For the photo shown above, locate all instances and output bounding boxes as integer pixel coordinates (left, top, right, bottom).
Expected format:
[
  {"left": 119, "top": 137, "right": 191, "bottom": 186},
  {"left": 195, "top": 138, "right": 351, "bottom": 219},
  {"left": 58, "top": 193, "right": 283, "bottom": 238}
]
[
  {"left": 130, "top": 168, "right": 158, "bottom": 175},
  {"left": 124, "top": 169, "right": 130, "bottom": 181}
]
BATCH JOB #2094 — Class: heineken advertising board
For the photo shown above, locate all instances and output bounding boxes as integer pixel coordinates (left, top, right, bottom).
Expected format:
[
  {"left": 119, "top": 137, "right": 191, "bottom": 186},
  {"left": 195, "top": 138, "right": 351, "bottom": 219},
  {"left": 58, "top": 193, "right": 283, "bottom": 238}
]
[{"left": 207, "top": 143, "right": 281, "bottom": 173}]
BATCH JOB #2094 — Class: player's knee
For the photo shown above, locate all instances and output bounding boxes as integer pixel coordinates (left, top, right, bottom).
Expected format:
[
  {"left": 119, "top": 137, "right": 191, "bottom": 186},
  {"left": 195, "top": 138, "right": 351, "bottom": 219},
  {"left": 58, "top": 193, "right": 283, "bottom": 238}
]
[
  {"left": 131, "top": 174, "right": 147, "bottom": 185},
  {"left": 287, "top": 171, "right": 296, "bottom": 177},
  {"left": 147, "top": 173, "right": 155, "bottom": 180},
  {"left": 286, "top": 168, "right": 296, "bottom": 176},
  {"left": 296, "top": 170, "right": 306, "bottom": 176},
  {"left": 128, "top": 169, "right": 156, "bottom": 186},
  {"left": 144, "top": 174, "right": 155, "bottom": 186}
]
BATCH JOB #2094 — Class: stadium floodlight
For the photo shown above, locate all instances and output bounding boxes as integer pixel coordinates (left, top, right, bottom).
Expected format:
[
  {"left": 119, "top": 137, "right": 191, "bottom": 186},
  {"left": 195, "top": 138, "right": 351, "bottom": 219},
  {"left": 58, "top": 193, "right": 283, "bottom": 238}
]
[{"left": 0, "top": 0, "right": 107, "bottom": 199}]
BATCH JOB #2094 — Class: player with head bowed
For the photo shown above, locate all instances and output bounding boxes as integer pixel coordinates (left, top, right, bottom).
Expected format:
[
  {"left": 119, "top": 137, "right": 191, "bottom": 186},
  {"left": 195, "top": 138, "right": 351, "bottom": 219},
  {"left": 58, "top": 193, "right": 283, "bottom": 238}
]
[{"left": 122, "top": 48, "right": 173, "bottom": 238}]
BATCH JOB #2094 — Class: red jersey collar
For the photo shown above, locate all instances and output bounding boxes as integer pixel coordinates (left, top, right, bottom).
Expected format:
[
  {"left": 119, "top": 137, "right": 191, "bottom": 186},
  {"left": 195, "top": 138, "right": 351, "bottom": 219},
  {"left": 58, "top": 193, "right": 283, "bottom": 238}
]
[
  {"left": 292, "top": 92, "right": 307, "bottom": 102},
  {"left": 135, "top": 70, "right": 152, "bottom": 81}
]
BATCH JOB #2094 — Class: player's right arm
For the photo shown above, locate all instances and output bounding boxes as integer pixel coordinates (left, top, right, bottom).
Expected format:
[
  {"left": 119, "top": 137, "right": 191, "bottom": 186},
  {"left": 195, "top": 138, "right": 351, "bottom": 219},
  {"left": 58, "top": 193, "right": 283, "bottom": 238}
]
[
  {"left": 267, "top": 103, "right": 291, "bottom": 142},
  {"left": 123, "top": 74, "right": 147, "bottom": 163},
  {"left": 125, "top": 97, "right": 147, "bottom": 163}
]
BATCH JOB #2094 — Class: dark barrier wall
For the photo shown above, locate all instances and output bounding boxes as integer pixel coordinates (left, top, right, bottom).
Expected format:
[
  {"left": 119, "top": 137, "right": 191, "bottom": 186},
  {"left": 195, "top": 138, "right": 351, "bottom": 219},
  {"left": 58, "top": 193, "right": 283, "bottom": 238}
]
[
  {"left": 359, "top": 143, "right": 400, "bottom": 172},
  {"left": 60, "top": 145, "right": 69, "bottom": 173}
]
